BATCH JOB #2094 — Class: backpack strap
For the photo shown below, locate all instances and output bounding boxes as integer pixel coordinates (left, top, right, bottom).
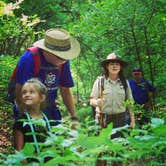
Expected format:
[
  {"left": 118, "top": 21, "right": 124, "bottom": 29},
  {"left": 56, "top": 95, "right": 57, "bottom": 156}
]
[
  {"left": 120, "top": 79, "right": 128, "bottom": 101},
  {"left": 42, "top": 112, "right": 51, "bottom": 132},
  {"left": 11, "top": 66, "right": 18, "bottom": 79},
  {"left": 25, "top": 112, "right": 40, "bottom": 154},
  {"left": 124, "top": 83, "right": 128, "bottom": 101},
  {"left": 58, "top": 63, "right": 63, "bottom": 79},
  {"left": 98, "top": 76, "right": 104, "bottom": 98},
  {"left": 27, "top": 47, "right": 41, "bottom": 76}
]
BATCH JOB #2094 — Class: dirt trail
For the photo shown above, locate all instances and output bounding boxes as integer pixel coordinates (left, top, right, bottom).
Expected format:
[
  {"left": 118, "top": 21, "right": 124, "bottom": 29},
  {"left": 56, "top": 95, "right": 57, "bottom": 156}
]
[{"left": 0, "top": 107, "right": 14, "bottom": 154}]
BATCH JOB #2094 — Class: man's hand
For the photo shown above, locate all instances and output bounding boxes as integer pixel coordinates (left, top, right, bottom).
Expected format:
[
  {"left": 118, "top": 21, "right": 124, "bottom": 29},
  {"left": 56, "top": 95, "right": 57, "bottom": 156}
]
[
  {"left": 129, "top": 110, "right": 135, "bottom": 129},
  {"left": 70, "top": 116, "right": 80, "bottom": 130},
  {"left": 130, "top": 120, "right": 135, "bottom": 129}
]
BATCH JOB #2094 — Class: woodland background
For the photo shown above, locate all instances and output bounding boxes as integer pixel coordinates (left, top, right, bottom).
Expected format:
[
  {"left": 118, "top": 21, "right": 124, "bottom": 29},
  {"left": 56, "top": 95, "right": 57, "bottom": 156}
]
[{"left": 0, "top": 0, "right": 166, "bottom": 165}]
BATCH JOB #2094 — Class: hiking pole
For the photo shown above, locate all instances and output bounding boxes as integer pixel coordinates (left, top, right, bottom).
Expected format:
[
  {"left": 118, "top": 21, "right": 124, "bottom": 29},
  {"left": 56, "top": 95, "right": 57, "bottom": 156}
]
[{"left": 95, "top": 106, "right": 103, "bottom": 126}]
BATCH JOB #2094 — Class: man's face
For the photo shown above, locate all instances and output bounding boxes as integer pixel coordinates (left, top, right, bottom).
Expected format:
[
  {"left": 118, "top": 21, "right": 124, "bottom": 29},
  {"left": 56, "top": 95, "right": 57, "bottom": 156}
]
[
  {"left": 43, "top": 50, "right": 67, "bottom": 66},
  {"left": 132, "top": 71, "right": 142, "bottom": 81}
]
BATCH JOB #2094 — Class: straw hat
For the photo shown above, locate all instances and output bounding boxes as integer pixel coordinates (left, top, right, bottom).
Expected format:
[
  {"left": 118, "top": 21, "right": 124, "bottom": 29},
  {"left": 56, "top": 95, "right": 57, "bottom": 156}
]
[
  {"left": 101, "top": 52, "right": 127, "bottom": 67},
  {"left": 33, "top": 28, "right": 80, "bottom": 60}
]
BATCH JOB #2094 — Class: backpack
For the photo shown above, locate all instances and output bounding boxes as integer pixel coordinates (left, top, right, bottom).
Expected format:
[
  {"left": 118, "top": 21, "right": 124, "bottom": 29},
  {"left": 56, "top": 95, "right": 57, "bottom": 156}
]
[{"left": 5, "top": 47, "right": 63, "bottom": 103}]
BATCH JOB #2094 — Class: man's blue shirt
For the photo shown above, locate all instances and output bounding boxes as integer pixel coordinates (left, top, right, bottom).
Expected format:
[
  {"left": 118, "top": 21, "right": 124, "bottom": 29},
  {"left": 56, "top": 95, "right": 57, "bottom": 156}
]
[
  {"left": 129, "top": 79, "right": 156, "bottom": 105},
  {"left": 16, "top": 49, "right": 74, "bottom": 103}
]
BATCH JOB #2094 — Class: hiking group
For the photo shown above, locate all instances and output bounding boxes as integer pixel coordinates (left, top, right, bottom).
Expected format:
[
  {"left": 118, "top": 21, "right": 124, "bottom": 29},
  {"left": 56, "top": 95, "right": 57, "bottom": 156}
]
[{"left": 6, "top": 28, "right": 157, "bottom": 164}]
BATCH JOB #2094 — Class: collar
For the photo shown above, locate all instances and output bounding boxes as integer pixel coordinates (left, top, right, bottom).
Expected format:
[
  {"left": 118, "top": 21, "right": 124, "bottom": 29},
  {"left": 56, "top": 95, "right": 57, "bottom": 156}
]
[{"left": 107, "top": 78, "right": 121, "bottom": 84}]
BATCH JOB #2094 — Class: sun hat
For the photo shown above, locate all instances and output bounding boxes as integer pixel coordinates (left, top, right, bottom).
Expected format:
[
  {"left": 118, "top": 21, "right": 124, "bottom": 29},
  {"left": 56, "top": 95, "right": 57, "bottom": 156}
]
[
  {"left": 101, "top": 52, "right": 127, "bottom": 67},
  {"left": 33, "top": 28, "right": 80, "bottom": 60}
]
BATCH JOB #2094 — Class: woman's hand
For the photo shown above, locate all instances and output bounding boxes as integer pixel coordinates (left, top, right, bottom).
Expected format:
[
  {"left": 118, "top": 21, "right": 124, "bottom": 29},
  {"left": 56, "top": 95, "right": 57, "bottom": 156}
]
[
  {"left": 90, "top": 98, "right": 103, "bottom": 109},
  {"left": 96, "top": 98, "right": 103, "bottom": 109}
]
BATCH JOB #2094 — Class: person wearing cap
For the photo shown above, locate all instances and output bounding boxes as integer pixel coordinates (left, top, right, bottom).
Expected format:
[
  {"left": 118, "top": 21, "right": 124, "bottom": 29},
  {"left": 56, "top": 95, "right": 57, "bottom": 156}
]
[
  {"left": 14, "top": 28, "right": 80, "bottom": 125},
  {"left": 90, "top": 52, "right": 135, "bottom": 136},
  {"left": 129, "top": 67, "right": 157, "bottom": 125}
]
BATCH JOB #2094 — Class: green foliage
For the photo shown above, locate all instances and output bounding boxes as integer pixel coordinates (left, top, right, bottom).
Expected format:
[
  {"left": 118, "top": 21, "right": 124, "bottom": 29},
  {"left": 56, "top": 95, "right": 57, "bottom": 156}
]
[
  {"left": 0, "top": 56, "right": 18, "bottom": 83},
  {"left": 0, "top": 117, "right": 165, "bottom": 165},
  {"left": 0, "top": 56, "right": 18, "bottom": 104},
  {"left": 0, "top": 0, "right": 42, "bottom": 56},
  {"left": 68, "top": 0, "right": 166, "bottom": 101},
  {"left": 0, "top": 1, "right": 166, "bottom": 165},
  {"left": 2, "top": 0, "right": 165, "bottom": 103},
  {"left": 7, "top": 0, "right": 75, "bottom": 29}
]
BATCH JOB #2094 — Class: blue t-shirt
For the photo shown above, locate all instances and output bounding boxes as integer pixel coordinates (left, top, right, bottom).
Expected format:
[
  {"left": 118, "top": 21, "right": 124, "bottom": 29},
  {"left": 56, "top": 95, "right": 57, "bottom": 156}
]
[
  {"left": 16, "top": 49, "right": 74, "bottom": 103},
  {"left": 129, "top": 79, "right": 156, "bottom": 105}
]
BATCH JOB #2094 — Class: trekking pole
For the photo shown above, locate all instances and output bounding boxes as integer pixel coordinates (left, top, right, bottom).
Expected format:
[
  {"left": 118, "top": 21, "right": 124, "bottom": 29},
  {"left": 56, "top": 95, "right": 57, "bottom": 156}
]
[{"left": 96, "top": 77, "right": 104, "bottom": 127}]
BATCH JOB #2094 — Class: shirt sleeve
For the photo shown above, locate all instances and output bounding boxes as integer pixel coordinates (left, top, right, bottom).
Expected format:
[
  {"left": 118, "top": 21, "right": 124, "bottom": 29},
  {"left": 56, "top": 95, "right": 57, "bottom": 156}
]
[
  {"left": 58, "top": 61, "right": 74, "bottom": 87},
  {"left": 90, "top": 77, "right": 100, "bottom": 99},
  {"left": 16, "top": 51, "right": 34, "bottom": 85}
]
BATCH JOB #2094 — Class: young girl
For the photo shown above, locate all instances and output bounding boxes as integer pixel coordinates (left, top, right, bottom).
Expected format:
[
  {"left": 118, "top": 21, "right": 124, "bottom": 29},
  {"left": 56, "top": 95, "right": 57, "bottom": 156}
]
[{"left": 13, "top": 78, "right": 51, "bottom": 154}]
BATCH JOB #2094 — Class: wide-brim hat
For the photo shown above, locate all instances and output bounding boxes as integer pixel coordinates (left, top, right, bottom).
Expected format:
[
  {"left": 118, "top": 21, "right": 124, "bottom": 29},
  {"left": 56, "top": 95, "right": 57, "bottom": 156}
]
[
  {"left": 101, "top": 52, "right": 127, "bottom": 67},
  {"left": 132, "top": 67, "right": 142, "bottom": 72},
  {"left": 33, "top": 28, "right": 80, "bottom": 60}
]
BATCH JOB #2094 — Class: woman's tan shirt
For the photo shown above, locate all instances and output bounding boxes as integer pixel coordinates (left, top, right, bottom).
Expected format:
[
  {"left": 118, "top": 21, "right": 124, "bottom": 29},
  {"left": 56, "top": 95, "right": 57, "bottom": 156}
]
[{"left": 90, "top": 76, "right": 133, "bottom": 114}]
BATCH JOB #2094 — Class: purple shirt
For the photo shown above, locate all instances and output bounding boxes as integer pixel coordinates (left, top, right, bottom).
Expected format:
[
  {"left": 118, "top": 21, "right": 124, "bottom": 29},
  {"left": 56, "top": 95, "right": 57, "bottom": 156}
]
[{"left": 129, "top": 79, "right": 156, "bottom": 105}]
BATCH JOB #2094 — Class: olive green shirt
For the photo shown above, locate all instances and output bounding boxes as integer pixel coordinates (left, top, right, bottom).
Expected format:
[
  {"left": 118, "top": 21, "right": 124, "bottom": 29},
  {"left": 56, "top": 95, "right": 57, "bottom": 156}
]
[{"left": 90, "top": 76, "right": 133, "bottom": 114}]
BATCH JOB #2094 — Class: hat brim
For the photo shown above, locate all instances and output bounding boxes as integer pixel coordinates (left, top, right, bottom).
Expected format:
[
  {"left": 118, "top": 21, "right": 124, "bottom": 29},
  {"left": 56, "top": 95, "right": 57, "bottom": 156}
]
[
  {"left": 33, "top": 36, "right": 80, "bottom": 60},
  {"left": 101, "top": 59, "right": 128, "bottom": 67}
]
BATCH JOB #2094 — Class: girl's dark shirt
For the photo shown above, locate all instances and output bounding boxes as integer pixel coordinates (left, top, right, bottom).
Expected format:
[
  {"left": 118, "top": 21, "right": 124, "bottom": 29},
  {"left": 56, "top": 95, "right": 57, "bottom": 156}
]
[{"left": 13, "top": 113, "right": 49, "bottom": 143}]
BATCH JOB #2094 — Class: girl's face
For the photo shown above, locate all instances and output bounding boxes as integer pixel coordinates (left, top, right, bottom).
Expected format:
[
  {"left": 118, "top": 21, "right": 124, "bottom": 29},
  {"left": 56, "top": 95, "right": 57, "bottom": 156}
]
[
  {"left": 107, "top": 61, "right": 121, "bottom": 75},
  {"left": 22, "top": 83, "right": 45, "bottom": 107}
]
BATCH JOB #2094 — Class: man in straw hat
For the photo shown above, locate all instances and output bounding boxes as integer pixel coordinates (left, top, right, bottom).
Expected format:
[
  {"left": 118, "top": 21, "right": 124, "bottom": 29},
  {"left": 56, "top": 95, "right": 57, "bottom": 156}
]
[{"left": 14, "top": 28, "right": 80, "bottom": 125}]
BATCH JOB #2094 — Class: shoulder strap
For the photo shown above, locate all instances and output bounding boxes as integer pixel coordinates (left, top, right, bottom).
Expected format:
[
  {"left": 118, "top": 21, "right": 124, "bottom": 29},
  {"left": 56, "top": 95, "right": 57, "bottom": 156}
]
[
  {"left": 27, "top": 47, "right": 41, "bottom": 76},
  {"left": 25, "top": 112, "right": 40, "bottom": 154},
  {"left": 11, "top": 66, "right": 18, "bottom": 79},
  {"left": 42, "top": 112, "right": 51, "bottom": 132},
  {"left": 98, "top": 76, "right": 104, "bottom": 98},
  {"left": 123, "top": 80, "right": 128, "bottom": 101},
  {"left": 58, "top": 63, "right": 63, "bottom": 78},
  {"left": 120, "top": 78, "right": 128, "bottom": 101}
]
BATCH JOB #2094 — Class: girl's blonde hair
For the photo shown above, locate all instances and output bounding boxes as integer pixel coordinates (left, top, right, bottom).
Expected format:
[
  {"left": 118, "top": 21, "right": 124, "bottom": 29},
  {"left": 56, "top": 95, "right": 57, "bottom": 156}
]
[{"left": 24, "top": 78, "right": 47, "bottom": 96}]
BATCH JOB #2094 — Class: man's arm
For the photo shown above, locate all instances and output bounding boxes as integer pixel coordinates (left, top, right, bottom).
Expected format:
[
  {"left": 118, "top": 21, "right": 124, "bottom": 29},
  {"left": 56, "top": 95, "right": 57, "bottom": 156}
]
[
  {"left": 129, "top": 110, "right": 135, "bottom": 128},
  {"left": 60, "top": 87, "right": 77, "bottom": 118}
]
